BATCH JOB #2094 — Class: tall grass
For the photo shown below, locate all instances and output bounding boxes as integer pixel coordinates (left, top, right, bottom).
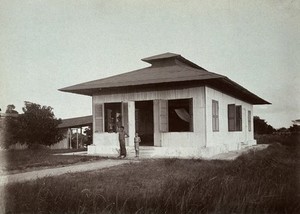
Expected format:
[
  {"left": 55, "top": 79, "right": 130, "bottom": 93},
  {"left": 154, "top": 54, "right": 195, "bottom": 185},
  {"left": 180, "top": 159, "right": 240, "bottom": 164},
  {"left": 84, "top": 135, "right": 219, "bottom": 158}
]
[{"left": 4, "top": 143, "right": 299, "bottom": 213}]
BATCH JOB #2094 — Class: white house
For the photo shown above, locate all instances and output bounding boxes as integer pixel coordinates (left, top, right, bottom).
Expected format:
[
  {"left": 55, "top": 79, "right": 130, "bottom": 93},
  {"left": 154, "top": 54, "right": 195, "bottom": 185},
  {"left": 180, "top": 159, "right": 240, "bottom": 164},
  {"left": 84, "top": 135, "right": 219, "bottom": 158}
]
[{"left": 60, "top": 53, "right": 270, "bottom": 158}]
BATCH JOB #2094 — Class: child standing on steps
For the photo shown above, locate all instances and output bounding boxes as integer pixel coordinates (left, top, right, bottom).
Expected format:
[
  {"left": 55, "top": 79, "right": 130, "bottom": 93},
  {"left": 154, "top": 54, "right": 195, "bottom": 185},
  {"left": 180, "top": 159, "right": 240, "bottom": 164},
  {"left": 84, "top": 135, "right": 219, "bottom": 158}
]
[{"left": 134, "top": 133, "right": 141, "bottom": 158}]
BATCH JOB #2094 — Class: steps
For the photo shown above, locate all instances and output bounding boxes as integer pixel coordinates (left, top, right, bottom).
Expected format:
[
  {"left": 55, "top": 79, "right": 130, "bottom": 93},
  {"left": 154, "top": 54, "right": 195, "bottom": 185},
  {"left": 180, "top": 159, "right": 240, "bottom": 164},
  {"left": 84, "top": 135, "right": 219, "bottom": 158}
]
[{"left": 127, "top": 146, "right": 157, "bottom": 158}]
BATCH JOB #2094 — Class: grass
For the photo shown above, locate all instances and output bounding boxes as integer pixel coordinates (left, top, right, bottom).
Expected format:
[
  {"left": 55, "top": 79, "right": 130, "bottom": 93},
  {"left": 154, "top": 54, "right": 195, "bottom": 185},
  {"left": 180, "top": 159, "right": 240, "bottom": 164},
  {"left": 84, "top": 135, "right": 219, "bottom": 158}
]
[
  {"left": 4, "top": 142, "right": 300, "bottom": 214},
  {"left": 1, "top": 148, "right": 103, "bottom": 173}
]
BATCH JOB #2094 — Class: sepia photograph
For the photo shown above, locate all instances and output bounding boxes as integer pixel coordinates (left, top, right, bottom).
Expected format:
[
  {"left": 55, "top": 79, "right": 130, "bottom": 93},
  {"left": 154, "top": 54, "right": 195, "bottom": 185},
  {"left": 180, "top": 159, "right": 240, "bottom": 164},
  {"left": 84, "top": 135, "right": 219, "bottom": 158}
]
[{"left": 0, "top": 0, "right": 299, "bottom": 213}]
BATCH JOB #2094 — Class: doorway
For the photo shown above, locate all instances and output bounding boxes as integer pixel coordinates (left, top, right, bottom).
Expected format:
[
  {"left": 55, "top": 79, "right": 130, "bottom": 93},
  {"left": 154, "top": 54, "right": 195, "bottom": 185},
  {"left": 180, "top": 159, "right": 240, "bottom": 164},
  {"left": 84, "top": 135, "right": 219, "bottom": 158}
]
[{"left": 135, "top": 101, "right": 154, "bottom": 146}]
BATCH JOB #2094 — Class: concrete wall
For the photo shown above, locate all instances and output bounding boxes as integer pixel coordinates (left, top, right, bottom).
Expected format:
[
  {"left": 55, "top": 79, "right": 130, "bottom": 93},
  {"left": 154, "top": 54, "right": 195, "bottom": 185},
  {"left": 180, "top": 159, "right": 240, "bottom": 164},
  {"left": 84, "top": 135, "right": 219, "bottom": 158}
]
[{"left": 205, "top": 86, "right": 256, "bottom": 153}]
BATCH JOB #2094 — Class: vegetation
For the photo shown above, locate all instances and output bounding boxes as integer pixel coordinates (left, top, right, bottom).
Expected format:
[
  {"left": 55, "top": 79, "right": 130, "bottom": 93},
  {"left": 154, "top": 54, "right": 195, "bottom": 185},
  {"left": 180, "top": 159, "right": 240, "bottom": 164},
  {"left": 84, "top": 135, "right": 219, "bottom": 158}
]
[
  {"left": 254, "top": 116, "right": 275, "bottom": 134},
  {"left": 1, "top": 148, "right": 102, "bottom": 173},
  {"left": 3, "top": 102, "right": 64, "bottom": 149},
  {"left": 5, "top": 143, "right": 299, "bottom": 213},
  {"left": 84, "top": 125, "right": 93, "bottom": 146},
  {"left": 255, "top": 132, "right": 300, "bottom": 147}
]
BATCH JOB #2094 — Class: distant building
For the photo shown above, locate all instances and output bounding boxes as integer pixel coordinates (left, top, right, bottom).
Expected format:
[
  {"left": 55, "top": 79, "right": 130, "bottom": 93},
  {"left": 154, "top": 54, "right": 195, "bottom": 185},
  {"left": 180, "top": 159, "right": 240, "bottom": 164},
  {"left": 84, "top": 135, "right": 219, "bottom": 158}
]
[
  {"left": 54, "top": 115, "right": 92, "bottom": 149},
  {"left": 60, "top": 53, "right": 270, "bottom": 158}
]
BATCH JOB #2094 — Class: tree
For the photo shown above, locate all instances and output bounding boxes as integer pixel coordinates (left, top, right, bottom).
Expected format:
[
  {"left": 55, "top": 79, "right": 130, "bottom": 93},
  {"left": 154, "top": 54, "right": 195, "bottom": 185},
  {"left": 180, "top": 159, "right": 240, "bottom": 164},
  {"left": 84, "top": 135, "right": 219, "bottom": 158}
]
[
  {"left": 1, "top": 105, "right": 19, "bottom": 149},
  {"left": 289, "top": 125, "right": 300, "bottom": 133},
  {"left": 13, "top": 102, "right": 64, "bottom": 148},
  {"left": 254, "top": 116, "right": 275, "bottom": 134},
  {"left": 5, "top": 104, "right": 18, "bottom": 114},
  {"left": 84, "top": 126, "right": 93, "bottom": 145}
]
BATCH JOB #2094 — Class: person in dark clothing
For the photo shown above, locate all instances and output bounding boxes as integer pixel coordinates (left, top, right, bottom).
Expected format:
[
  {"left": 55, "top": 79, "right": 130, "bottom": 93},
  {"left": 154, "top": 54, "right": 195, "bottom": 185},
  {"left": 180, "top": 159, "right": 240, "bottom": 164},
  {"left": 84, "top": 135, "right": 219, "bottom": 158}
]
[{"left": 118, "top": 126, "right": 129, "bottom": 158}]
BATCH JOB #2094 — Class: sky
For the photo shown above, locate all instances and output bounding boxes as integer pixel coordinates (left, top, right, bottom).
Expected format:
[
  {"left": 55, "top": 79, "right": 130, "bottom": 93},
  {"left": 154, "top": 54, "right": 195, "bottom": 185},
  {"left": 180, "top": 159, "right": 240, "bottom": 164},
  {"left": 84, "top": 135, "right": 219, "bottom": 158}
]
[{"left": 0, "top": 0, "right": 299, "bottom": 129}]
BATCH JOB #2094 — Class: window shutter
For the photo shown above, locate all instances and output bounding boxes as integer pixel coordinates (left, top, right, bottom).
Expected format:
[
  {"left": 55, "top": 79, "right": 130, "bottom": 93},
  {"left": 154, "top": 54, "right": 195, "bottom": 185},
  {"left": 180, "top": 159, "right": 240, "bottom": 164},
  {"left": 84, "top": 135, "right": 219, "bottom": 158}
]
[
  {"left": 228, "top": 104, "right": 236, "bottom": 131},
  {"left": 212, "top": 100, "right": 219, "bottom": 131},
  {"left": 236, "top": 105, "right": 242, "bottom": 131},
  {"left": 95, "top": 103, "right": 104, "bottom": 133},
  {"left": 189, "top": 99, "right": 193, "bottom": 132},
  {"left": 159, "top": 100, "right": 168, "bottom": 132}
]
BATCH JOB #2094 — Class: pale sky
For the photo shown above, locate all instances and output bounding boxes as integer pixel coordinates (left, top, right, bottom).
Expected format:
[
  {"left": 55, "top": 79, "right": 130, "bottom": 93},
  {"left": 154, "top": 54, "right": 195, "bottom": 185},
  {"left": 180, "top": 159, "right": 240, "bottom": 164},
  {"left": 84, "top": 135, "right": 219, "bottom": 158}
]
[{"left": 0, "top": 0, "right": 299, "bottom": 129}]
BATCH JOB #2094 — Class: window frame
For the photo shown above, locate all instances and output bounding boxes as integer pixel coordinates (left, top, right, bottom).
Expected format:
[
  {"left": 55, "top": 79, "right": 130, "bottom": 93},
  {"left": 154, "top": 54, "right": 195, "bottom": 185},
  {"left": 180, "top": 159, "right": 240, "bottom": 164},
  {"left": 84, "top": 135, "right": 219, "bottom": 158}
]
[
  {"left": 167, "top": 98, "right": 193, "bottom": 132},
  {"left": 103, "top": 102, "right": 122, "bottom": 133},
  {"left": 228, "top": 104, "right": 242, "bottom": 132}
]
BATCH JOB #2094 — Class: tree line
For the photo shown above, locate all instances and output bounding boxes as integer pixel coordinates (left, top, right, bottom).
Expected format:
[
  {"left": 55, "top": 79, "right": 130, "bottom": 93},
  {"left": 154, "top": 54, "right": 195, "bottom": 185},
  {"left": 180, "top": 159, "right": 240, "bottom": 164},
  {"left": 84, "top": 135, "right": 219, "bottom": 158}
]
[{"left": 254, "top": 116, "right": 300, "bottom": 135}]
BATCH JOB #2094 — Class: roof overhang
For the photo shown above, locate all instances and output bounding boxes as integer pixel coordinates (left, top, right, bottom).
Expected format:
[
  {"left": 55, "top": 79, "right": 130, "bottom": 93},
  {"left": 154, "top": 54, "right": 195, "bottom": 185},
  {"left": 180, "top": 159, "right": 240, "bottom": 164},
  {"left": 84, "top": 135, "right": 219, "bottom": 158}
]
[
  {"left": 58, "top": 115, "right": 93, "bottom": 129},
  {"left": 60, "top": 77, "right": 270, "bottom": 105},
  {"left": 59, "top": 53, "right": 270, "bottom": 105}
]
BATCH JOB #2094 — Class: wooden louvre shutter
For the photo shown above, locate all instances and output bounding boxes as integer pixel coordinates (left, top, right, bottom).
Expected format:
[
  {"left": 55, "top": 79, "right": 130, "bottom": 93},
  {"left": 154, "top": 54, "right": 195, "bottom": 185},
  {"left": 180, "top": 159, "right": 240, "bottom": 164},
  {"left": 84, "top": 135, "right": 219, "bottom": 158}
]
[
  {"left": 159, "top": 100, "right": 168, "bottom": 132},
  {"left": 95, "top": 103, "right": 104, "bottom": 133},
  {"left": 248, "top": 110, "right": 251, "bottom": 132},
  {"left": 236, "top": 105, "right": 242, "bottom": 131},
  {"left": 212, "top": 100, "right": 219, "bottom": 131},
  {"left": 228, "top": 104, "right": 236, "bottom": 131}
]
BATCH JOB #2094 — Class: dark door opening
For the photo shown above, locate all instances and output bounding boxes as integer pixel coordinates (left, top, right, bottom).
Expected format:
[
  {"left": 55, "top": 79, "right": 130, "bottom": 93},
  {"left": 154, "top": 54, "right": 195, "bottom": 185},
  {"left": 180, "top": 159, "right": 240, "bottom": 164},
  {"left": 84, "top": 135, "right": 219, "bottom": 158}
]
[{"left": 135, "top": 101, "right": 154, "bottom": 146}]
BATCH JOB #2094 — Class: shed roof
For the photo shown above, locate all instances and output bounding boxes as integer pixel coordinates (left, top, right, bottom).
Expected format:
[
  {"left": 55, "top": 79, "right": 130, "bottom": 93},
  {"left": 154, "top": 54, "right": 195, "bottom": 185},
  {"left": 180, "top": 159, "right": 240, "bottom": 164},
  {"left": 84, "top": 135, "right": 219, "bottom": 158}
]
[
  {"left": 59, "top": 53, "right": 270, "bottom": 105},
  {"left": 58, "top": 115, "right": 92, "bottom": 129}
]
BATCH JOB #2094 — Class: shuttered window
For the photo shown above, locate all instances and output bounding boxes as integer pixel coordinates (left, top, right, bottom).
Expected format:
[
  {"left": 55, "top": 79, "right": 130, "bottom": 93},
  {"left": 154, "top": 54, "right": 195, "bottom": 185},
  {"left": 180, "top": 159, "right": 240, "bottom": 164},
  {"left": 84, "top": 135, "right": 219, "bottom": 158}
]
[
  {"left": 94, "top": 103, "right": 104, "bottom": 133},
  {"left": 212, "top": 100, "right": 219, "bottom": 131},
  {"left": 228, "top": 104, "right": 242, "bottom": 132}
]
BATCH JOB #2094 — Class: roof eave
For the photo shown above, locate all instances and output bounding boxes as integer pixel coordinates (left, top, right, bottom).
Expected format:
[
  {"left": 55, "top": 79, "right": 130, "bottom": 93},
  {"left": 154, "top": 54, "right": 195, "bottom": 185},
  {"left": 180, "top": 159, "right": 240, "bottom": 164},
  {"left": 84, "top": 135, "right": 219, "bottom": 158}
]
[{"left": 221, "top": 77, "right": 271, "bottom": 105}]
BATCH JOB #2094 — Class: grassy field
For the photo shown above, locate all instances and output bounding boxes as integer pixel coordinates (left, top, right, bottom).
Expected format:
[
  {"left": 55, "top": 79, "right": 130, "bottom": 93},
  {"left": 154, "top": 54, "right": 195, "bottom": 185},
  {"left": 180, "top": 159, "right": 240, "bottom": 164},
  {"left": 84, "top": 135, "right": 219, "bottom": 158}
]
[
  {"left": 4, "top": 142, "right": 299, "bottom": 214},
  {"left": 1, "top": 148, "right": 103, "bottom": 173}
]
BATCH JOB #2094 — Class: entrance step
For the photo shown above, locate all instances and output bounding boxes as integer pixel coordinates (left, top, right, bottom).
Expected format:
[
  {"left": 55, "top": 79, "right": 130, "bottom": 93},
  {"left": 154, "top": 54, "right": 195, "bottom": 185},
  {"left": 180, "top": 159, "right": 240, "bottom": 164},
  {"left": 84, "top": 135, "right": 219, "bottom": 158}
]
[{"left": 127, "top": 146, "right": 158, "bottom": 158}]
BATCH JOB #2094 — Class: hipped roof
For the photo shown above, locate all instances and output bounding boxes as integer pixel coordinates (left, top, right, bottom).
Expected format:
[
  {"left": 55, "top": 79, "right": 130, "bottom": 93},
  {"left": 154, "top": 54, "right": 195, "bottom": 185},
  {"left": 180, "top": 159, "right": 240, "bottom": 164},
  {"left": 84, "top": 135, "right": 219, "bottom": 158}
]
[{"left": 59, "top": 53, "right": 270, "bottom": 105}]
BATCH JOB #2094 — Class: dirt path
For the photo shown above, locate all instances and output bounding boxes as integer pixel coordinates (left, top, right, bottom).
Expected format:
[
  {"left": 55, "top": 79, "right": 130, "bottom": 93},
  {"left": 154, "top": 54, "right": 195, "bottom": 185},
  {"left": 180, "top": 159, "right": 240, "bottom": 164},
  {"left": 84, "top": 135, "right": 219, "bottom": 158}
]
[
  {"left": 0, "top": 144, "right": 269, "bottom": 186},
  {"left": 0, "top": 159, "right": 137, "bottom": 186}
]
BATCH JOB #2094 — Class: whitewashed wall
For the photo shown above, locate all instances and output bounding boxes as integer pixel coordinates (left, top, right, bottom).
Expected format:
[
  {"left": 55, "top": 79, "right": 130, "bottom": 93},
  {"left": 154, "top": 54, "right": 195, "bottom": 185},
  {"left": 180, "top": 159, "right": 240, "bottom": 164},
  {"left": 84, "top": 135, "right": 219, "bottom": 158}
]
[
  {"left": 88, "top": 86, "right": 256, "bottom": 157},
  {"left": 90, "top": 87, "right": 206, "bottom": 155},
  {"left": 205, "top": 86, "right": 256, "bottom": 152}
]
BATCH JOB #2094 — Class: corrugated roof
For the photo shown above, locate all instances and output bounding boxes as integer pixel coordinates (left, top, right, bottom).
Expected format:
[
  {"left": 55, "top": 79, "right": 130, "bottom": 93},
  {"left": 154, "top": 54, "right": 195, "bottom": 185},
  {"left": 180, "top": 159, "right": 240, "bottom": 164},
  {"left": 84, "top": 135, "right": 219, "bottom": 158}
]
[
  {"left": 59, "top": 53, "right": 270, "bottom": 105},
  {"left": 58, "top": 115, "right": 92, "bottom": 129}
]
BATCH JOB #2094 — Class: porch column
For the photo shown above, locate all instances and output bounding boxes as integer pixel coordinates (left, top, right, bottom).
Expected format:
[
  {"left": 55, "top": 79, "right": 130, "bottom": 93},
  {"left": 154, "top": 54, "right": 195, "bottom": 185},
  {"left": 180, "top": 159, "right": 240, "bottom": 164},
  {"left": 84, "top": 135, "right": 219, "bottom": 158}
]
[
  {"left": 127, "top": 101, "right": 135, "bottom": 147},
  {"left": 153, "top": 100, "right": 161, "bottom": 147}
]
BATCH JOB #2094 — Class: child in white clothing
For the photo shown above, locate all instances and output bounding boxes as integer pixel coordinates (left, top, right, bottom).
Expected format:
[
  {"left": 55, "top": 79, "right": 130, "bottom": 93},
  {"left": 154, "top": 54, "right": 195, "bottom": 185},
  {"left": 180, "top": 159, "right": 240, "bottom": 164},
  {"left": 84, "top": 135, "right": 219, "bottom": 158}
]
[{"left": 134, "top": 133, "right": 141, "bottom": 157}]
